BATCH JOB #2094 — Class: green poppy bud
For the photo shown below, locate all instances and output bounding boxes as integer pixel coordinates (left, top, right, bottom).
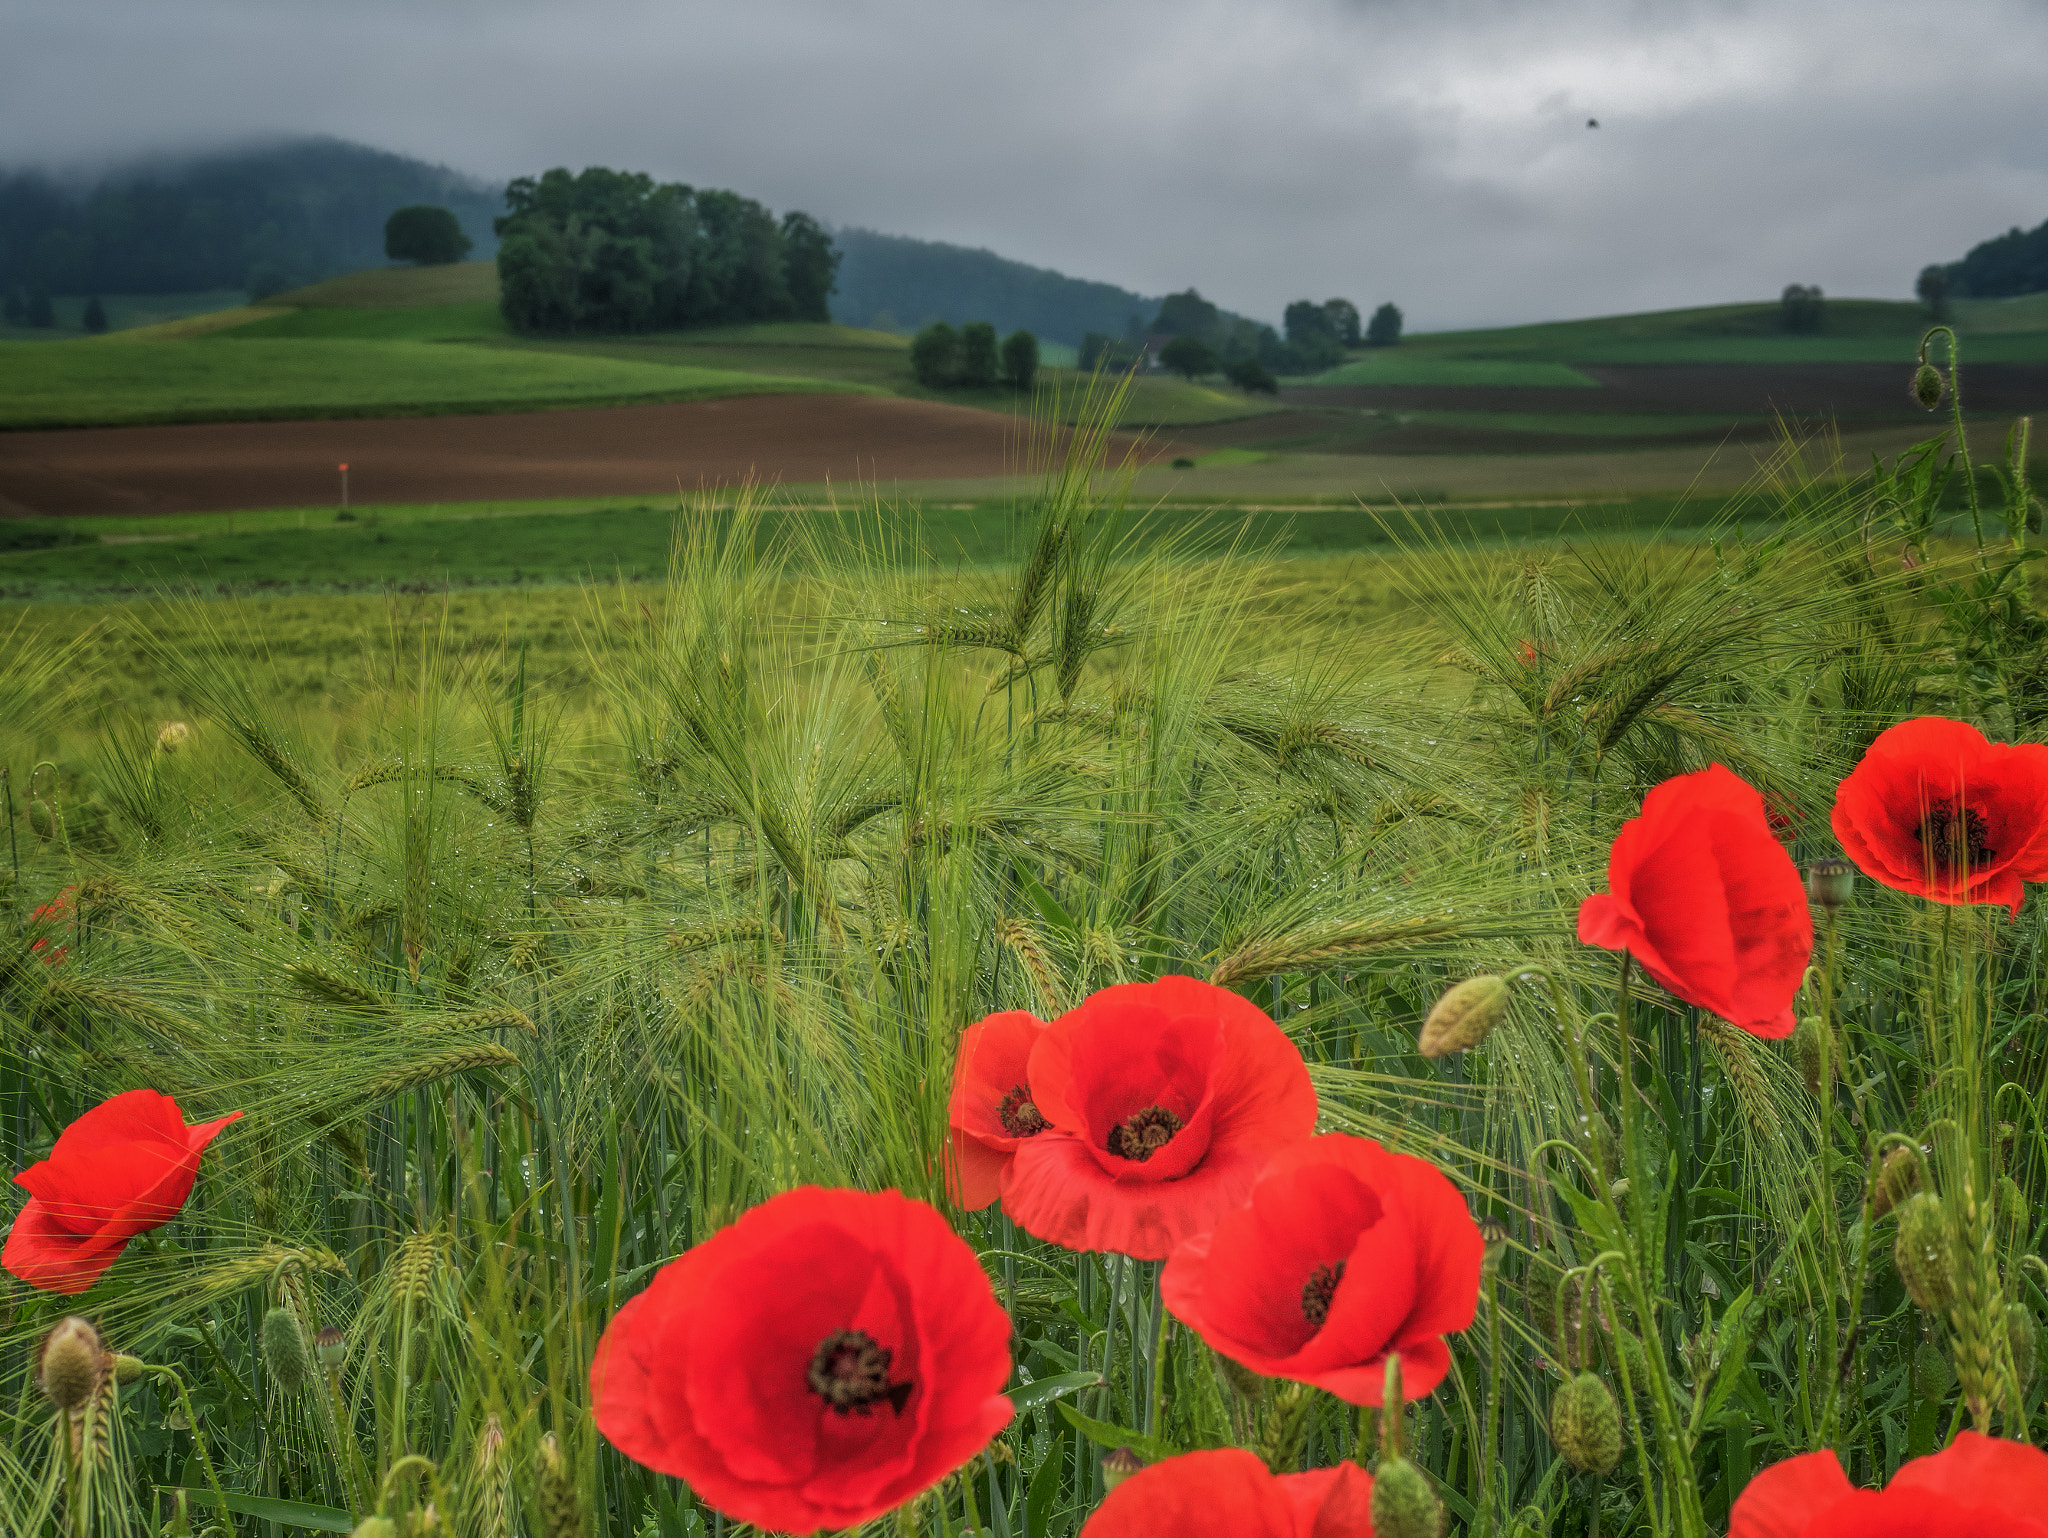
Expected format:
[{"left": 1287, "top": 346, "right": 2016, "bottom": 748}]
[
  {"left": 351, "top": 1520, "right": 398, "bottom": 1538},
  {"left": 1912, "top": 1338, "right": 1953, "bottom": 1402},
  {"left": 261, "top": 1305, "right": 314, "bottom": 1396},
  {"left": 1894, "top": 1193, "right": 1956, "bottom": 1313},
  {"left": 1913, "top": 363, "right": 1945, "bottom": 410},
  {"left": 1549, "top": 1372, "right": 1623, "bottom": 1474},
  {"left": 37, "top": 1317, "right": 105, "bottom": 1413},
  {"left": 1874, "top": 1144, "right": 1923, "bottom": 1217},
  {"left": 2010, "top": 1304, "right": 2040, "bottom": 1393},
  {"left": 27, "top": 798, "right": 55, "bottom": 841},
  {"left": 1101, "top": 1446, "right": 1145, "bottom": 1491},
  {"left": 1805, "top": 856, "right": 1856, "bottom": 911},
  {"left": 112, "top": 1354, "right": 145, "bottom": 1384},
  {"left": 1793, "top": 1016, "right": 1826, "bottom": 1097},
  {"left": 1370, "top": 1454, "right": 1445, "bottom": 1538},
  {"left": 1418, "top": 974, "right": 1511, "bottom": 1058}
]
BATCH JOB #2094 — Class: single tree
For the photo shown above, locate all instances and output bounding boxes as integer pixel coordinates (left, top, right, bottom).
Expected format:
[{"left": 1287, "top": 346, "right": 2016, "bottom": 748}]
[
  {"left": 911, "top": 321, "right": 960, "bottom": 387},
  {"left": 25, "top": 288, "right": 54, "bottom": 328},
  {"left": 1154, "top": 289, "right": 1221, "bottom": 340},
  {"left": 1283, "top": 299, "right": 1335, "bottom": 349},
  {"left": 1322, "top": 298, "right": 1362, "bottom": 348},
  {"left": 1779, "top": 284, "right": 1825, "bottom": 333},
  {"left": 1224, "top": 355, "right": 1278, "bottom": 394},
  {"left": 1159, "top": 335, "right": 1218, "bottom": 380},
  {"left": 1365, "top": 302, "right": 1403, "bottom": 347},
  {"left": 385, "top": 204, "right": 473, "bottom": 266},
  {"left": 780, "top": 210, "right": 841, "bottom": 322},
  {"left": 1001, "top": 329, "right": 1040, "bottom": 392},
  {"left": 959, "top": 321, "right": 1000, "bottom": 387},
  {"left": 81, "top": 296, "right": 107, "bottom": 334},
  {"left": 1915, "top": 264, "right": 1951, "bottom": 318}
]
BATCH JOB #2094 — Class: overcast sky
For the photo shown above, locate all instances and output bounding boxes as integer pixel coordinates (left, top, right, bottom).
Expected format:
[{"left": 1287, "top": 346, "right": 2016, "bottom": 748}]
[{"left": 5, "top": 0, "right": 2046, "bottom": 330}]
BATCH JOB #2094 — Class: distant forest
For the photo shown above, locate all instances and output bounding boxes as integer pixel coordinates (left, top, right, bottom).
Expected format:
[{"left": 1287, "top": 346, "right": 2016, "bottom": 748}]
[
  {"left": 1938, "top": 214, "right": 2048, "bottom": 299},
  {"left": 0, "top": 138, "right": 501, "bottom": 300},
  {"left": 831, "top": 229, "right": 1178, "bottom": 344}
]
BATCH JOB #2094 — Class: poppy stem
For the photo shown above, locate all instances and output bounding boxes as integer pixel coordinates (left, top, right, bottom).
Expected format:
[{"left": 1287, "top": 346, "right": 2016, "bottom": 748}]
[{"left": 145, "top": 1364, "right": 234, "bottom": 1537}]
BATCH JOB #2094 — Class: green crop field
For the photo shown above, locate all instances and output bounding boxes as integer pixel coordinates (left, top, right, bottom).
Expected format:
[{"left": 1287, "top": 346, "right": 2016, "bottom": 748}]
[
  {"left": 1310, "top": 357, "right": 1599, "bottom": 387},
  {"left": 0, "top": 338, "right": 860, "bottom": 430}
]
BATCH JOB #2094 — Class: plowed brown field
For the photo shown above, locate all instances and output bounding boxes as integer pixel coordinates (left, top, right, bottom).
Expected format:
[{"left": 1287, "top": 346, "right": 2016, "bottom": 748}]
[{"left": 0, "top": 393, "right": 1155, "bottom": 516}]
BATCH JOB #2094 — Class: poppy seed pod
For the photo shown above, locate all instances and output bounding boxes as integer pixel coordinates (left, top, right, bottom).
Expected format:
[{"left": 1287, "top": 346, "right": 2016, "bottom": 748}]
[
  {"left": 315, "top": 1325, "right": 347, "bottom": 1368},
  {"left": 2011, "top": 1304, "right": 2040, "bottom": 1392},
  {"left": 1893, "top": 1193, "right": 1957, "bottom": 1313},
  {"left": 1418, "top": 974, "right": 1510, "bottom": 1058},
  {"left": 37, "top": 1317, "right": 105, "bottom": 1412},
  {"left": 1873, "top": 1144, "right": 1923, "bottom": 1217},
  {"left": 1805, "top": 856, "right": 1856, "bottom": 912},
  {"left": 1549, "top": 1372, "right": 1623, "bottom": 1474},
  {"left": 1911, "top": 1338, "right": 1953, "bottom": 1402},
  {"left": 1913, "top": 362, "right": 1945, "bottom": 410},
  {"left": 1369, "top": 1454, "right": 1445, "bottom": 1538},
  {"left": 1477, "top": 1215, "right": 1510, "bottom": 1277},
  {"left": 260, "top": 1305, "right": 314, "bottom": 1395},
  {"left": 1101, "top": 1446, "right": 1145, "bottom": 1491}
]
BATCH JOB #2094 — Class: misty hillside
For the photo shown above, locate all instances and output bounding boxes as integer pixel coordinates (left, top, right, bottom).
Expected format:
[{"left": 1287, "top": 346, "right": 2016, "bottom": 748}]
[{"left": 0, "top": 137, "right": 502, "bottom": 300}]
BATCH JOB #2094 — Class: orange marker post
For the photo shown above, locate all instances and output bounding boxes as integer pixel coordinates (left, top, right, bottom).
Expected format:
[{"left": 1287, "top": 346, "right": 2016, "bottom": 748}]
[{"left": 339, "top": 462, "right": 349, "bottom": 510}]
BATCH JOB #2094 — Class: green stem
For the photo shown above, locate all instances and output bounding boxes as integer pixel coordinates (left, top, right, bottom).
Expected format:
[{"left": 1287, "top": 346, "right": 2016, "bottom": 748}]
[
  {"left": 149, "top": 1366, "right": 233, "bottom": 1537},
  {"left": 1476, "top": 1265, "right": 1505, "bottom": 1538}
]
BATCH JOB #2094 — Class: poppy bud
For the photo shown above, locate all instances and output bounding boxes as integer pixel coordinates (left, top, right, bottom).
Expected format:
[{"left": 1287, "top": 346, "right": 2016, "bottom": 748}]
[
  {"left": 537, "top": 1433, "right": 584, "bottom": 1538},
  {"left": 1893, "top": 1193, "right": 1956, "bottom": 1312},
  {"left": 112, "top": 1354, "right": 145, "bottom": 1384},
  {"left": 1609, "top": 1178, "right": 1630, "bottom": 1201},
  {"left": 261, "top": 1305, "right": 314, "bottom": 1395},
  {"left": 37, "top": 1317, "right": 105, "bottom": 1412},
  {"left": 2011, "top": 1304, "right": 2040, "bottom": 1393},
  {"left": 1804, "top": 856, "right": 1855, "bottom": 911},
  {"left": 28, "top": 798, "right": 55, "bottom": 841},
  {"left": 316, "top": 1325, "right": 347, "bottom": 1368},
  {"left": 1370, "top": 1454, "right": 1445, "bottom": 1538},
  {"left": 156, "top": 721, "right": 192, "bottom": 754},
  {"left": 1101, "top": 1446, "right": 1145, "bottom": 1491},
  {"left": 1873, "top": 1144, "right": 1923, "bottom": 1217},
  {"left": 1549, "top": 1372, "right": 1622, "bottom": 1474},
  {"left": 351, "top": 1520, "right": 397, "bottom": 1538},
  {"left": 1999, "top": 1174, "right": 2029, "bottom": 1237},
  {"left": 1477, "top": 1215, "right": 1509, "bottom": 1277},
  {"left": 1792, "top": 1016, "right": 1826, "bottom": 1096},
  {"left": 1418, "top": 975, "right": 1510, "bottom": 1058},
  {"left": 1913, "top": 363, "right": 1945, "bottom": 410},
  {"left": 1912, "top": 1338, "right": 1953, "bottom": 1402}
]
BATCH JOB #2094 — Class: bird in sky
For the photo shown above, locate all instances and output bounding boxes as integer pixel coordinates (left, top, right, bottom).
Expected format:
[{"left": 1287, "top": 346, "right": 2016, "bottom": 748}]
[{"left": 1587, "top": 117, "right": 1600, "bottom": 128}]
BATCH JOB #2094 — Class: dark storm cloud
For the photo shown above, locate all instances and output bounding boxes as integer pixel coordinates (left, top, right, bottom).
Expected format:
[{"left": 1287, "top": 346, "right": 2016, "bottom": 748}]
[{"left": 4, "top": 0, "right": 2045, "bottom": 328}]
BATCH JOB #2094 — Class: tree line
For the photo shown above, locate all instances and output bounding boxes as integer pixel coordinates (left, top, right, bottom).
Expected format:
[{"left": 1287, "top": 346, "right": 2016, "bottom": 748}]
[
  {"left": 1919, "top": 212, "right": 2048, "bottom": 305},
  {"left": 1080, "top": 288, "right": 1402, "bottom": 388},
  {"left": 494, "top": 167, "right": 840, "bottom": 334},
  {"left": 909, "top": 322, "right": 1039, "bottom": 391}
]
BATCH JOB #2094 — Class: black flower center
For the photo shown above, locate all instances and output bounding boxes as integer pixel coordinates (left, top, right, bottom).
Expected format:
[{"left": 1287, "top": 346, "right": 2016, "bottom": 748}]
[
  {"left": 1106, "top": 1105, "right": 1184, "bottom": 1162},
  {"left": 1917, "top": 803, "right": 1995, "bottom": 873},
  {"left": 806, "top": 1329, "right": 913, "bottom": 1417},
  {"left": 1301, "top": 1261, "right": 1346, "bottom": 1328},
  {"left": 997, "top": 1084, "right": 1048, "bottom": 1138}
]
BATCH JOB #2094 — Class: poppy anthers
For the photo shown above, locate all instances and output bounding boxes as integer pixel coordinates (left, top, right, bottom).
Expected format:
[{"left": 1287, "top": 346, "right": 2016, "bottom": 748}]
[
  {"left": 590, "top": 1185, "right": 1013, "bottom": 1534},
  {"left": 1830, "top": 716, "right": 2048, "bottom": 916},
  {"left": 946, "top": 1009, "right": 1050, "bottom": 1210},
  {"left": 1162, "top": 1134, "right": 1483, "bottom": 1404},
  {"left": 4, "top": 1089, "right": 242, "bottom": 1294},
  {"left": 1577, "top": 763, "right": 1813, "bottom": 1039},
  {"left": 998, "top": 976, "right": 1319, "bottom": 1260},
  {"left": 1730, "top": 1431, "right": 2048, "bottom": 1538},
  {"left": 1079, "top": 1448, "right": 1376, "bottom": 1538}
]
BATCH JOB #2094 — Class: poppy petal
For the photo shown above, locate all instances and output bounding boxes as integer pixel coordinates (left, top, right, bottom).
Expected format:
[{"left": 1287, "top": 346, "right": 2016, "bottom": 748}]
[
  {"left": 1729, "top": 1449, "right": 1854, "bottom": 1538},
  {"left": 1079, "top": 1448, "right": 1302, "bottom": 1538}
]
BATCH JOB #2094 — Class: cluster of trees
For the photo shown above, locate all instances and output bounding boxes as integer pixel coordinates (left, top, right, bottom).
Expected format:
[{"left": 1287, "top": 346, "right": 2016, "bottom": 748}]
[
  {"left": 385, "top": 205, "right": 472, "bottom": 266},
  {"left": 1079, "top": 287, "right": 1402, "bottom": 390},
  {"left": 494, "top": 167, "right": 840, "bottom": 335},
  {"left": 0, "top": 290, "right": 106, "bottom": 332},
  {"left": 1779, "top": 283, "right": 1825, "bottom": 333},
  {"left": 909, "top": 322, "right": 1039, "bottom": 391},
  {"left": 0, "top": 138, "right": 499, "bottom": 301},
  {"left": 1922, "top": 214, "right": 2048, "bottom": 302}
]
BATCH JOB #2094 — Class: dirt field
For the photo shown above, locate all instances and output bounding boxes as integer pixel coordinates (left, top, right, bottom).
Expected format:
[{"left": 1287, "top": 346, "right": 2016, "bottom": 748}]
[{"left": 0, "top": 393, "right": 1145, "bottom": 517}]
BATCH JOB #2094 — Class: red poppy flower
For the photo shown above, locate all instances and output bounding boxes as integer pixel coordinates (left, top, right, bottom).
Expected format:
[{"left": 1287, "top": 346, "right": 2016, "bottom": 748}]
[
  {"left": 1730, "top": 1432, "right": 2048, "bottom": 1538},
  {"left": 1830, "top": 716, "right": 2048, "bottom": 916},
  {"left": 4, "top": 1089, "right": 242, "bottom": 1294},
  {"left": 998, "top": 976, "right": 1318, "bottom": 1259},
  {"left": 946, "top": 1009, "right": 1050, "bottom": 1210},
  {"left": 1577, "top": 763, "right": 1812, "bottom": 1039},
  {"left": 26, "top": 886, "right": 75, "bottom": 967},
  {"left": 589, "top": 1185, "right": 1013, "bottom": 1534},
  {"left": 1162, "top": 1134, "right": 1481, "bottom": 1404},
  {"left": 1080, "top": 1449, "right": 1375, "bottom": 1538}
]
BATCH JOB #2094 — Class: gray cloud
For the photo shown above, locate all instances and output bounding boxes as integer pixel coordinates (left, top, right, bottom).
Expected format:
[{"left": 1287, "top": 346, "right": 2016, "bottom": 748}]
[{"left": 3, "top": 0, "right": 2044, "bottom": 328}]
